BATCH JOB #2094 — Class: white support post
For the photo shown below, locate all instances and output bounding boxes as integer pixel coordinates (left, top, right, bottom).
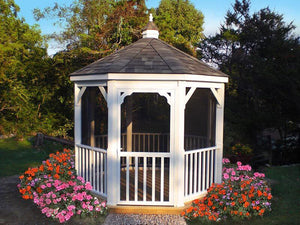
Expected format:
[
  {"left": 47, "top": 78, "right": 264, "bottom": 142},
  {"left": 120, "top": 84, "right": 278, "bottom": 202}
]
[
  {"left": 173, "top": 82, "right": 185, "bottom": 207},
  {"left": 106, "top": 81, "right": 119, "bottom": 206},
  {"left": 214, "top": 84, "right": 225, "bottom": 184},
  {"left": 74, "top": 83, "right": 82, "bottom": 174}
]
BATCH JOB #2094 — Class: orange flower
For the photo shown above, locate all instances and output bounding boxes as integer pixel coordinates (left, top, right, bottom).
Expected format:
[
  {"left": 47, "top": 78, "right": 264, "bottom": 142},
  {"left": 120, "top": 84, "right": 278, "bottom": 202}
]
[
  {"left": 267, "top": 194, "right": 272, "bottom": 200},
  {"left": 56, "top": 165, "right": 60, "bottom": 174},
  {"left": 259, "top": 209, "right": 265, "bottom": 216},
  {"left": 246, "top": 212, "right": 250, "bottom": 216},
  {"left": 39, "top": 165, "right": 44, "bottom": 172},
  {"left": 243, "top": 201, "right": 250, "bottom": 208},
  {"left": 27, "top": 176, "right": 32, "bottom": 181},
  {"left": 208, "top": 200, "right": 213, "bottom": 206},
  {"left": 36, "top": 187, "right": 43, "bottom": 193},
  {"left": 22, "top": 195, "right": 29, "bottom": 200},
  {"left": 242, "top": 194, "right": 247, "bottom": 202},
  {"left": 53, "top": 174, "right": 60, "bottom": 179},
  {"left": 239, "top": 212, "right": 243, "bottom": 216},
  {"left": 193, "top": 199, "right": 200, "bottom": 204},
  {"left": 231, "top": 202, "right": 236, "bottom": 206},
  {"left": 186, "top": 207, "right": 193, "bottom": 213},
  {"left": 19, "top": 175, "right": 24, "bottom": 179},
  {"left": 257, "top": 190, "right": 263, "bottom": 197}
]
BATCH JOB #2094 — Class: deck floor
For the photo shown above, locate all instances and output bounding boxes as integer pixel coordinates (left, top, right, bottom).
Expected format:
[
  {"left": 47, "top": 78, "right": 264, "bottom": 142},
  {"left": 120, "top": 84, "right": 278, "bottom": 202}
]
[{"left": 120, "top": 168, "right": 170, "bottom": 202}]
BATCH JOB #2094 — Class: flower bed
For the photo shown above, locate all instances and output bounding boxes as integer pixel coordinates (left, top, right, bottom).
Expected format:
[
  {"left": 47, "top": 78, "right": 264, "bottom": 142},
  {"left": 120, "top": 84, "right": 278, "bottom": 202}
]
[
  {"left": 18, "top": 149, "right": 107, "bottom": 223},
  {"left": 181, "top": 158, "right": 272, "bottom": 222}
]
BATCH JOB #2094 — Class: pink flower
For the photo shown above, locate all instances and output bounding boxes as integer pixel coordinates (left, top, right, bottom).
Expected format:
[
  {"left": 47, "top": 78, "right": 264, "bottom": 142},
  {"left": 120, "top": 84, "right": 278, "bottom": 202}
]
[
  {"left": 77, "top": 210, "right": 82, "bottom": 215},
  {"left": 40, "top": 184, "right": 46, "bottom": 189},
  {"left": 86, "top": 195, "right": 92, "bottom": 200},
  {"left": 41, "top": 207, "right": 49, "bottom": 214},
  {"left": 237, "top": 161, "right": 242, "bottom": 167},
  {"left": 46, "top": 183, "right": 51, "bottom": 188},
  {"left": 88, "top": 205, "right": 94, "bottom": 211},
  {"left": 222, "top": 158, "right": 230, "bottom": 164},
  {"left": 67, "top": 205, "right": 75, "bottom": 211},
  {"left": 85, "top": 182, "right": 93, "bottom": 190},
  {"left": 76, "top": 193, "right": 84, "bottom": 201},
  {"left": 65, "top": 213, "right": 71, "bottom": 221},
  {"left": 223, "top": 173, "right": 229, "bottom": 180},
  {"left": 94, "top": 200, "right": 99, "bottom": 205},
  {"left": 45, "top": 199, "right": 51, "bottom": 205},
  {"left": 101, "top": 201, "right": 106, "bottom": 208}
]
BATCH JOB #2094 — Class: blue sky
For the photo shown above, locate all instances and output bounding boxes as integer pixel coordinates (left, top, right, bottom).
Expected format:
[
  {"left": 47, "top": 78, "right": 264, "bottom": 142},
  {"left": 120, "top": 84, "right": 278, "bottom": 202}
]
[{"left": 14, "top": 0, "right": 300, "bottom": 55}]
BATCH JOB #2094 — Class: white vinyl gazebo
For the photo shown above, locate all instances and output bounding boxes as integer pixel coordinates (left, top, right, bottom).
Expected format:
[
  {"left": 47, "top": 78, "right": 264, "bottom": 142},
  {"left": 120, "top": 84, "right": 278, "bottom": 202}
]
[{"left": 70, "top": 16, "right": 228, "bottom": 210}]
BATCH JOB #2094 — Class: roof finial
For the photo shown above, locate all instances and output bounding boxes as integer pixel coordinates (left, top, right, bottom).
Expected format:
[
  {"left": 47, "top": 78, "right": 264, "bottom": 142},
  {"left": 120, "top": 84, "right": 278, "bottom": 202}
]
[
  {"left": 142, "top": 13, "right": 159, "bottom": 39},
  {"left": 149, "top": 13, "right": 153, "bottom": 22}
]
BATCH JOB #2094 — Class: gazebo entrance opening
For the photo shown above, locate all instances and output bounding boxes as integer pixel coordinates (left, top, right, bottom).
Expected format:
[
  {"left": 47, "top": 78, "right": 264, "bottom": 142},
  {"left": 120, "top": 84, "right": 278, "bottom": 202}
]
[{"left": 120, "top": 93, "right": 171, "bottom": 204}]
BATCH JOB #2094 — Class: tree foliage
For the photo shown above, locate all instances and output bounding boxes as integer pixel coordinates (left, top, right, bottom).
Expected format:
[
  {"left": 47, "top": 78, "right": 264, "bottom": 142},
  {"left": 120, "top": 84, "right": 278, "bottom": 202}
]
[
  {"left": 0, "top": 0, "right": 47, "bottom": 135},
  {"left": 199, "top": 0, "right": 300, "bottom": 146},
  {"left": 0, "top": 0, "right": 75, "bottom": 137},
  {"left": 34, "top": 0, "right": 148, "bottom": 55},
  {"left": 154, "top": 0, "right": 204, "bottom": 55}
]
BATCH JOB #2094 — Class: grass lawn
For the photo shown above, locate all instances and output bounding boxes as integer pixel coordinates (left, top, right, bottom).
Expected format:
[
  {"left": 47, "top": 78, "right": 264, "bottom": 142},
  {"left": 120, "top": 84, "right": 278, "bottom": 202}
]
[
  {"left": 0, "top": 137, "right": 69, "bottom": 177},
  {"left": 187, "top": 164, "right": 300, "bottom": 225}
]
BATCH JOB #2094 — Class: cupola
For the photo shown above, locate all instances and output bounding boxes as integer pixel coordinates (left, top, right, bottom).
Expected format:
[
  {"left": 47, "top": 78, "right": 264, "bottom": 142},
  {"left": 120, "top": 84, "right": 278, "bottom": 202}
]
[{"left": 142, "top": 13, "right": 159, "bottom": 39}]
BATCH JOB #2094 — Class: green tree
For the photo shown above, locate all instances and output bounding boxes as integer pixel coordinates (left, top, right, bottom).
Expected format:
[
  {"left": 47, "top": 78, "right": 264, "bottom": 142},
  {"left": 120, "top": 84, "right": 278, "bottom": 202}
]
[
  {"left": 155, "top": 0, "right": 204, "bottom": 55},
  {"left": 199, "top": 0, "right": 300, "bottom": 146},
  {"left": 0, "top": 0, "right": 49, "bottom": 136}
]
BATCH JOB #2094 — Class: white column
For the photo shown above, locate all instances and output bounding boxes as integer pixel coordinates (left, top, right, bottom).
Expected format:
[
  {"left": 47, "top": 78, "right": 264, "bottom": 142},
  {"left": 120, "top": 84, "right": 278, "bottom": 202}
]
[
  {"left": 74, "top": 83, "right": 82, "bottom": 173},
  {"left": 173, "top": 82, "right": 185, "bottom": 207},
  {"left": 214, "top": 84, "right": 225, "bottom": 184},
  {"left": 106, "top": 81, "right": 119, "bottom": 206}
]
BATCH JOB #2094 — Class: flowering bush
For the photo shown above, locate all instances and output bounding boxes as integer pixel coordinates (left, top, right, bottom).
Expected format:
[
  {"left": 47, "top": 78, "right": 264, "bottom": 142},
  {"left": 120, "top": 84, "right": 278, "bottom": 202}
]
[
  {"left": 229, "top": 143, "right": 253, "bottom": 163},
  {"left": 18, "top": 149, "right": 107, "bottom": 223},
  {"left": 181, "top": 158, "right": 272, "bottom": 222}
]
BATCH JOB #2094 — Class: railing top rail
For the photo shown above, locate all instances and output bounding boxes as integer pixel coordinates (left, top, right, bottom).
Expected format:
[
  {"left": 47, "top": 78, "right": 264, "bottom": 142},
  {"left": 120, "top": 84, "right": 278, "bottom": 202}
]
[
  {"left": 184, "top": 146, "right": 218, "bottom": 154},
  {"left": 76, "top": 144, "right": 107, "bottom": 154},
  {"left": 119, "top": 151, "right": 171, "bottom": 157}
]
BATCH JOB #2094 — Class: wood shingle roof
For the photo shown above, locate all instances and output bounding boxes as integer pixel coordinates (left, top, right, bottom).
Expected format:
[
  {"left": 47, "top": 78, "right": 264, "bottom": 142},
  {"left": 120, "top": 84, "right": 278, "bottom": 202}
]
[{"left": 70, "top": 38, "right": 227, "bottom": 77}]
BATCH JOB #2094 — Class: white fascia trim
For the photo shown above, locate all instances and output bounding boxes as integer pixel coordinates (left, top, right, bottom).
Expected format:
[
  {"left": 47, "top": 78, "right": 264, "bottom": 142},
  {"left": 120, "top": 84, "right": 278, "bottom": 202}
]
[
  {"left": 70, "top": 73, "right": 229, "bottom": 83},
  {"left": 70, "top": 74, "right": 108, "bottom": 82}
]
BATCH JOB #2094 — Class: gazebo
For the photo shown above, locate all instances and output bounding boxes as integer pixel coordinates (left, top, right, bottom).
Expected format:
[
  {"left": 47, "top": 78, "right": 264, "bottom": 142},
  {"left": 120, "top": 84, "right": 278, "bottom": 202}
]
[{"left": 70, "top": 15, "right": 228, "bottom": 211}]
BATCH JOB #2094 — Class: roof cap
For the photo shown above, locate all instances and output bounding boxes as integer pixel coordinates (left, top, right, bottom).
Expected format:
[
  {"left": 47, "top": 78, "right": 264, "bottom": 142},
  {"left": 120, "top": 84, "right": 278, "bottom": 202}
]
[{"left": 142, "top": 13, "right": 159, "bottom": 39}]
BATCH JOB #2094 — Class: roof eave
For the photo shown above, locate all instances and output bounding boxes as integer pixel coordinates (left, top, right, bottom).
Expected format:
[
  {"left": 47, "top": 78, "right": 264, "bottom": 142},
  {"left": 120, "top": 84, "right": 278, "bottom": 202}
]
[{"left": 70, "top": 73, "right": 229, "bottom": 83}]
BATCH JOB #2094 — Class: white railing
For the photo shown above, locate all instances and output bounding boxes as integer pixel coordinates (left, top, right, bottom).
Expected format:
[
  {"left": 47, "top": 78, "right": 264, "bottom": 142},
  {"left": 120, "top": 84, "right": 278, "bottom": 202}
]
[
  {"left": 118, "top": 151, "right": 172, "bottom": 205},
  {"left": 184, "top": 135, "right": 208, "bottom": 151},
  {"left": 184, "top": 146, "right": 217, "bottom": 202},
  {"left": 76, "top": 144, "right": 107, "bottom": 198},
  {"left": 95, "top": 133, "right": 207, "bottom": 152}
]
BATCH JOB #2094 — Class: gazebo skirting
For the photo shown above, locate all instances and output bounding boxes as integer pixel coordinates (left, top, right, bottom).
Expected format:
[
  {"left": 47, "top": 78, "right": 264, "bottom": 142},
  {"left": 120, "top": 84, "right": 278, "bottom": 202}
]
[{"left": 75, "top": 133, "right": 217, "bottom": 206}]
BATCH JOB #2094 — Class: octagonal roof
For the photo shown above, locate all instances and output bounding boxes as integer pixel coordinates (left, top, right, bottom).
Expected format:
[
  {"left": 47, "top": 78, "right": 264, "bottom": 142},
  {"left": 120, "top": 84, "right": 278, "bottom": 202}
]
[{"left": 70, "top": 38, "right": 227, "bottom": 78}]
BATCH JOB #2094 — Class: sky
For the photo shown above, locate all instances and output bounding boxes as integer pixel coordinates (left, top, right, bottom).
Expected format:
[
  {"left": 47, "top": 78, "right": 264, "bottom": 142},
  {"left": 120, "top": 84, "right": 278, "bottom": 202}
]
[{"left": 14, "top": 0, "right": 300, "bottom": 55}]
